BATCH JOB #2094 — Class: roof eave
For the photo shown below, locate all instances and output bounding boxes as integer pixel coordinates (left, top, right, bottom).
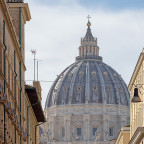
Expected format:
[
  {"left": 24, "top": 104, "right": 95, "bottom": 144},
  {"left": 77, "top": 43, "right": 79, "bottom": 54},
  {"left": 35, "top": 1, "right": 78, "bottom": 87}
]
[{"left": 25, "top": 86, "right": 46, "bottom": 122}]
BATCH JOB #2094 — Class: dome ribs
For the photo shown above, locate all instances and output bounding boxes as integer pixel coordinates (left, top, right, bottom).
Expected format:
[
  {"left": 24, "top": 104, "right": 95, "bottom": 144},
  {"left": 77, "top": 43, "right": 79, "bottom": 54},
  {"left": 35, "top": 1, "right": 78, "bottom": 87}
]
[
  {"left": 85, "top": 61, "right": 91, "bottom": 103},
  {"left": 46, "top": 59, "right": 129, "bottom": 107},
  {"left": 115, "top": 74, "right": 130, "bottom": 106},
  {"left": 56, "top": 63, "right": 76, "bottom": 105},
  {"left": 90, "top": 61, "right": 100, "bottom": 103},
  {"left": 45, "top": 20, "right": 129, "bottom": 108},
  {"left": 93, "top": 61, "right": 107, "bottom": 104},
  {"left": 103, "top": 64, "right": 120, "bottom": 105},
  {"left": 45, "top": 64, "right": 74, "bottom": 107},
  {"left": 68, "top": 62, "right": 83, "bottom": 104},
  {"left": 75, "top": 62, "right": 86, "bottom": 103}
]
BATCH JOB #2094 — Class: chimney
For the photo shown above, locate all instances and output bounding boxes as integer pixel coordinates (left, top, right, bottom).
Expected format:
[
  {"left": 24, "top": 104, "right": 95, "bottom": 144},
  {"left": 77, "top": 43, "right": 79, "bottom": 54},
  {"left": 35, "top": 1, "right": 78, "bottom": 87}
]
[{"left": 33, "top": 81, "right": 42, "bottom": 102}]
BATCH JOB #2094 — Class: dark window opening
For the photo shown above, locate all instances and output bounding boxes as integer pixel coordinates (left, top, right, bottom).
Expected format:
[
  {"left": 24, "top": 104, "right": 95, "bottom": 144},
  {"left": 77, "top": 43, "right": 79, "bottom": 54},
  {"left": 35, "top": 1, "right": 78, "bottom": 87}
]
[
  {"left": 77, "top": 128, "right": 81, "bottom": 136},
  {"left": 93, "top": 128, "right": 97, "bottom": 136}
]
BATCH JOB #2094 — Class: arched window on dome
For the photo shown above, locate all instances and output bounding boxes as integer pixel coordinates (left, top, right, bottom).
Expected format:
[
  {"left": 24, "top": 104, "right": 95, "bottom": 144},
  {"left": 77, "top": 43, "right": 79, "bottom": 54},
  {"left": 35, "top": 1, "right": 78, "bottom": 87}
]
[
  {"left": 103, "top": 71, "right": 108, "bottom": 76},
  {"left": 119, "top": 87, "right": 127, "bottom": 105},
  {"left": 79, "top": 71, "right": 84, "bottom": 80},
  {"left": 76, "top": 86, "right": 82, "bottom": 102},
  {"left": 93, "top": 86, "right": 99, "bottom": 102},
  {"left": 91, "top": 71, "right": 96, "bottom": 80},
  {"left": 107, "top": 86, "right": 115, "bottom": 104},
  {"left": 61, "top": 86, "right": 68, "bottom": 104},
  {"left": 113, "top": 73, "right": 117, "bottom": 77},
  {"left": 68, "top": 72, "right": 73, "bottom": 80},
  {"left": 52, "top": 89, "right": 57, "bottom": 105}
]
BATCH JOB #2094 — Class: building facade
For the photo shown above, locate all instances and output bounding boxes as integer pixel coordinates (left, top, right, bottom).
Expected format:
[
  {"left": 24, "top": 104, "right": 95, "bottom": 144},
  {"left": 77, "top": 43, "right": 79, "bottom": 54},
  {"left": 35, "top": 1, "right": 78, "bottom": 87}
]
[
  {"left": 128, "top": 48, "right": 144, "bottom": 144},
  {"left": 0, "top": 0, "right": 45, "bottom": 144},
  {"left": 40, "top": 21, "right": 130, "bottom": 144},
  {"left": 115, "top": 125, "right": 130, "bottom": 144},
  {"left": 115, "top": 49, "right": 144, "bottom": 144}
]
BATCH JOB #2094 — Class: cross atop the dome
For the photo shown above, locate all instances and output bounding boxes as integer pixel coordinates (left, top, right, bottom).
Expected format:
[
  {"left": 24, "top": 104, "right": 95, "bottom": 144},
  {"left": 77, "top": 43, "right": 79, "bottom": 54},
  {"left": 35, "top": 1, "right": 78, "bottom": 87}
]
[
  {"left": 87, "top": 15, "right": 91, "bottom": 27},
  {"left": 87, "top": 15, "right": 91, "bottom": 21}
]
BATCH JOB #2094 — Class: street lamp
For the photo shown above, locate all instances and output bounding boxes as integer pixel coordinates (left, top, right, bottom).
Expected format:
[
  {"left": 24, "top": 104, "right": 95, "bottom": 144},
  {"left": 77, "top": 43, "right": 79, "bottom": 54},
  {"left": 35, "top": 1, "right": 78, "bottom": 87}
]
[{"left": 131, "top": 88, "right": 141, "bottom": 103}]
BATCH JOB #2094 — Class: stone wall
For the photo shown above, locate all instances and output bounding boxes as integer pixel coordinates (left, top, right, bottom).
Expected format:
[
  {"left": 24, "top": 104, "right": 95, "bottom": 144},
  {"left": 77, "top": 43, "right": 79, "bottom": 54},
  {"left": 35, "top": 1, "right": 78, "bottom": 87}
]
[{"left": 40, "top": 104, "right": 129, "bottom": 144}]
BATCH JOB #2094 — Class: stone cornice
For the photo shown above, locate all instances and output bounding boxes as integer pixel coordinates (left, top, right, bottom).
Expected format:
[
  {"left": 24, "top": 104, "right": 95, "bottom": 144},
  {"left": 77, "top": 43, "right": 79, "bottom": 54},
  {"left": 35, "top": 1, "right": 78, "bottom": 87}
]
[
  {"left": 8, "top": 3, "right": 31, "bottom": 23},
  {"left": 116, "top": 128, "right": 130, "bottom": 144},
  {"left": 47, "top": 103, "right": 130, "bottom": 109},
  {"left": 128, "top": 49, "right": 144, "bottom": 90},
  {"left": 0, "top": 0, "right": 26, "bottom": 70}
]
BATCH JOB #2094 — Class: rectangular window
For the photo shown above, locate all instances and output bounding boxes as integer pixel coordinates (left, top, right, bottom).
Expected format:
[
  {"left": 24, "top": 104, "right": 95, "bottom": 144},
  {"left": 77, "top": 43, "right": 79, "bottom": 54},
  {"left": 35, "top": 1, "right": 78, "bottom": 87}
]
[
  {"left": 93, "top": 128, "right": 97, "bottom": 136},
  {"left": 62, "top": 127, "right": 65, "bottom": 137},
  {"left": 109, "top": 127, "right": 113, "bottom": 136},
  {"left": 77, "top": 128, "right": 81, "bottom": 136}
]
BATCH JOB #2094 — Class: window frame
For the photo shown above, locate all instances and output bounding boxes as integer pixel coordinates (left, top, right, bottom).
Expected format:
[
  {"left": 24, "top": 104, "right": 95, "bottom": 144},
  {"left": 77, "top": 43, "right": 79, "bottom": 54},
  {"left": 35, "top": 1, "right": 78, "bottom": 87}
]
[
  {"left": 62, "top": 127, "right": 65, "bottom": 137},
  {"left": 93, "top": 127, "right": 97, "bottom": 136},
  {"left": 77, "top": 128, "right": 81, "bottom": 136},
  {"left": 109, "top": 127, "right": 113, "bottom": 136}
]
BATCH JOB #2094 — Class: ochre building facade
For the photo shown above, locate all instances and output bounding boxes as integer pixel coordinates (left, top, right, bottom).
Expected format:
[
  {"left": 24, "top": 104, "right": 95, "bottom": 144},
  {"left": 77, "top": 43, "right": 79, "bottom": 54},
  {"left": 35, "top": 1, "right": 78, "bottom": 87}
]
[{"left": 0, "top": 0, "right": 45, "bottom": 144}]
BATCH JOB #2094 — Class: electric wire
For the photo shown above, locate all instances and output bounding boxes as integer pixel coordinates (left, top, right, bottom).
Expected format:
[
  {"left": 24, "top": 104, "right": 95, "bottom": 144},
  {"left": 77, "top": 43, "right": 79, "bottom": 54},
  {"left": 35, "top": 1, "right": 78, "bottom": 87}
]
[{"left": 0, "top": 78, "right": 143, "bottom": 87}]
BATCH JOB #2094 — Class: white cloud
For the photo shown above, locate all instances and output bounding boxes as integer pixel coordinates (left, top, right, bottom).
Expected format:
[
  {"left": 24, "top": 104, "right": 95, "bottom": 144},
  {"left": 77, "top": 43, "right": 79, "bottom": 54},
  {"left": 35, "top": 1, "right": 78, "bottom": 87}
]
[{"left": 24, "top": 0, "right": 144, "bottom": 108}]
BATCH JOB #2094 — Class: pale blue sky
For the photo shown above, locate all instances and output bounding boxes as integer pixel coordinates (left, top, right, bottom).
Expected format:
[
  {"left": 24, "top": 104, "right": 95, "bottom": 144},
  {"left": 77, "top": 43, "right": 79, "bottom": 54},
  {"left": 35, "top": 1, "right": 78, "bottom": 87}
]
[
  {"left": 33, "top": 0, "right": 144, "bottom": 10},
  {"left": 25, "top": 0, "right": 144, "bottom": 108}
]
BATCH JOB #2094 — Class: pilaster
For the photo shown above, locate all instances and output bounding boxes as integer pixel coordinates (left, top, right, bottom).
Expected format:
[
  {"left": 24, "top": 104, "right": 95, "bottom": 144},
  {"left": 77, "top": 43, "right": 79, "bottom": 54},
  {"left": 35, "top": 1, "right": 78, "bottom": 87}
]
[
  {"left": 83, "top": 114, "right": 91, "bottom": 141},
  {"left": 102, "top": 115, "right": 109, "bottom": 141},
  {"left": 119, "top": 116, "right": 126, "bottom": 129},
  {"left": 64, "top": 115, "right": 72, "bottom": 141},
  {"left": 50, "top": 116, "right": 56, "bottom": 139}
]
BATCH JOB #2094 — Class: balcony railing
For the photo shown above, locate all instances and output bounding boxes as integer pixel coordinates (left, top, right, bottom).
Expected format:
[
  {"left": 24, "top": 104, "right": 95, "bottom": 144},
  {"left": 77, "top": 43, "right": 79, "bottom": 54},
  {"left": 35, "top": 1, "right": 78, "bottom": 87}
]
[{"left": 7, "top": 0, "right": 24, "bottom": 3}]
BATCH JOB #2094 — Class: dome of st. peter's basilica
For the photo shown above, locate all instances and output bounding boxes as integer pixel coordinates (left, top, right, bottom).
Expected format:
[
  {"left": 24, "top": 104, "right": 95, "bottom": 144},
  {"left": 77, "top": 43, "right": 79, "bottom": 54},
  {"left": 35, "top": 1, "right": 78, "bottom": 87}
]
[{"left": 40, "top": 20, "right": 130, "bottom": 144}]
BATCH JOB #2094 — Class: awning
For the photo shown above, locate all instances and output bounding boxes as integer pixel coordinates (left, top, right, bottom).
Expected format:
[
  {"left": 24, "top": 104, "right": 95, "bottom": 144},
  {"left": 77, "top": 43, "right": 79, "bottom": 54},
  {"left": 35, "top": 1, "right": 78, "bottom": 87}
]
[{"left": 25, "top": 85, "right": 45, "bottom": 122}]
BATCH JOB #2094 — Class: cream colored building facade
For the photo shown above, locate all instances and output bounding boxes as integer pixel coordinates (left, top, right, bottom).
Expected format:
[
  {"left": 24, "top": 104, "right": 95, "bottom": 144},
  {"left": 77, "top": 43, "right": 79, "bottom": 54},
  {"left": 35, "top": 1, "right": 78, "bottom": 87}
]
[
  {"left": 115, "top": 49, "right": 144, "bottom": 144},
  {"left": 0, "top": 0, "right": 45, "bottom": 144},
  {"left": 115, "top": 125, "right": 130, "bottom": 144},
  {"left": 128, "top": 48, "right": 144, "bottom": 144}
]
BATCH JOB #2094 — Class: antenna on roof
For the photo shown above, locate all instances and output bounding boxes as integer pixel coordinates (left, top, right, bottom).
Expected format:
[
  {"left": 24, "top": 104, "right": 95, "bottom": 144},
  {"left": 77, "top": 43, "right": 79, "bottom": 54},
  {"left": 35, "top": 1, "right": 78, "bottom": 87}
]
[{"left": 31, "top": 49, "right": 36, "bottom": 81}]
